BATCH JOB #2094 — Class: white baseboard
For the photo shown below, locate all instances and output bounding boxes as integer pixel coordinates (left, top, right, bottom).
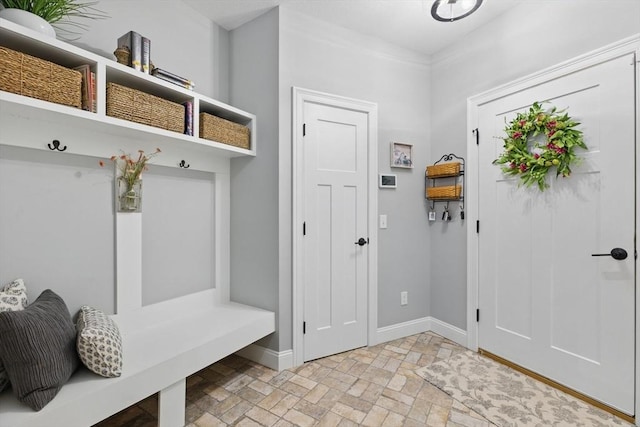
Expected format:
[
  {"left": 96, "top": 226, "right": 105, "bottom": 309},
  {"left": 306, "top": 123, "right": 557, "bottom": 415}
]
[
  {"left": 242, "top": 316, "right": 468, "bottom": 371},
  {"left": 427, "top": 317, "right": 468, "bottom": 347},
  {"left": 235, "top": 344, "right": 293, "bottom": 371},
  {"left": 374, "top": 317, "right": 431, "bottom": 345},
  {"left": 374, "top": 316, "right": 468, "bottom": 348}
]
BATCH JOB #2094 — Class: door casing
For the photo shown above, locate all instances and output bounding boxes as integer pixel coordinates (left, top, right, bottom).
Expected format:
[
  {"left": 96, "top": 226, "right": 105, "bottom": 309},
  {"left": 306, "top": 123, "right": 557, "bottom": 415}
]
[
  {"left": 466, "top": 35, "right": 640, "bottom": 422},
  {"left": 292, "top": 87, "right": 378, "bottom": 367}
]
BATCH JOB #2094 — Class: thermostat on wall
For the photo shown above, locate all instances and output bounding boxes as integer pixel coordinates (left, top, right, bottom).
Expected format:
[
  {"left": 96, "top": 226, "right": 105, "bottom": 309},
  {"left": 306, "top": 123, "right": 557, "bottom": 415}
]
[{"left": 379, "top": 174, "right": 397, "bottom": 188}]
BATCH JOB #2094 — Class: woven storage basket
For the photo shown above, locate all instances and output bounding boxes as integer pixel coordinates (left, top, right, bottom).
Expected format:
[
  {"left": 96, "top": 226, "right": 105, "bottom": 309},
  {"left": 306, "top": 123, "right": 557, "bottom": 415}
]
[
  {"left": 0, "top": 46, "right": 81, "bottom": 108},
  {"left": 199, "top": 112, "right": 250, "bottom": 149},
  {"left": 426, "top": 185, "right": 462, "bottom": 200},
  {"left": 426, "top": 162, "right": 461, "bottom": 178},
  {"left": 106, "top": 82, "right": 184, "bottom": 133}
]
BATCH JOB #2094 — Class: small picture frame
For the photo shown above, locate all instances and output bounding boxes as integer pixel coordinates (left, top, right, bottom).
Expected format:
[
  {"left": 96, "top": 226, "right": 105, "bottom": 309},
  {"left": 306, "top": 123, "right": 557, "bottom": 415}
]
[{"left": 391, "top": 142, "right": 414, "bottom": 169}]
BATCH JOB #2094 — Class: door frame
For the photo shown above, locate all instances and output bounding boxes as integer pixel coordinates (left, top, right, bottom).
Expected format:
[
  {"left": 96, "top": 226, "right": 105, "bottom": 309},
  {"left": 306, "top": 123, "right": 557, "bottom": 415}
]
[
  {"left": 292, "top": 87, "right": 378, "bottom": 367},
  {"left": 466, "top": 35, "right": 640, "bottom": 421}
]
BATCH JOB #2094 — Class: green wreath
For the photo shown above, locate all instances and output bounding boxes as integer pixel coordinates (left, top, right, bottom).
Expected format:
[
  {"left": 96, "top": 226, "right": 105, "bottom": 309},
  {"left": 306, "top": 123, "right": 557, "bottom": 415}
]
[{"left": 493, "top": 102, "right": 587, "bottom": 191}]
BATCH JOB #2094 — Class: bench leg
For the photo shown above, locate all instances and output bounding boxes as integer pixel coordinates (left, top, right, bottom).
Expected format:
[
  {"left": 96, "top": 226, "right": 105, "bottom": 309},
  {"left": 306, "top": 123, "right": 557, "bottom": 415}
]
[{"left": 158, "top": 378, "right": 186, "bottom": 427}]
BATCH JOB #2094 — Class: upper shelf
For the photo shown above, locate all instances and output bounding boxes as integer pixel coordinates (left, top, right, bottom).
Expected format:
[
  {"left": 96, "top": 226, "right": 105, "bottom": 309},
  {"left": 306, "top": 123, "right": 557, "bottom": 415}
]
[{"left": 0, "top": 18, "right": 256, "bottom": 165}]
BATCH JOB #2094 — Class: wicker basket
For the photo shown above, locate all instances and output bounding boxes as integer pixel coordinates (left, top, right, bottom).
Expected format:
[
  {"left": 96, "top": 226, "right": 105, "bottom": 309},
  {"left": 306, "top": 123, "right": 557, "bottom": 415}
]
[
  {"left": 0, "top": 46, "right": 82, "bottom": 108},
  {"left": 426, "top": 185, "right": 462, "bottom": 200},
  {"left": 106, "top": 82, "right": 184, "bottom": 133},
  {"left": 426, "top": 162, "right": 461, "bottom": 178},
  {"left": 199, "top": 112, "right": 250, "bottom": 149}
]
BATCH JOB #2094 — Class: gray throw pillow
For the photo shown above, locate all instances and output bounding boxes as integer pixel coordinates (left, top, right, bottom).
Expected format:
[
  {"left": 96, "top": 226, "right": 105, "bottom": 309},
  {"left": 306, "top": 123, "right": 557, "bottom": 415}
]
[
  {"left": 0, "top": 289, "right": 79, "bottom": 411},
  {"left": 0, "top": 278, "right": 28, "bottom": 392}
]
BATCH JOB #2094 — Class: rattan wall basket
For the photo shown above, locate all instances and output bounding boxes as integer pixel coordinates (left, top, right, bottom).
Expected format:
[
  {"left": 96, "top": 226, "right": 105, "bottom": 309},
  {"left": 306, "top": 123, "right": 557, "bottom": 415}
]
[
  {"left": 426, "top": 162, "right": 461, "bottom": 178},
  {"left": 106, "top": 82, "right": 184, "bottom": 133},
  {"left": 199, "top": 112, "right": 250, "bottom": 150},
  {"left": 426, "top": 184, "right": 462, "bottom": 200},
  {"left": 0, "top": 46, "right": 82, "bottom": 108}
]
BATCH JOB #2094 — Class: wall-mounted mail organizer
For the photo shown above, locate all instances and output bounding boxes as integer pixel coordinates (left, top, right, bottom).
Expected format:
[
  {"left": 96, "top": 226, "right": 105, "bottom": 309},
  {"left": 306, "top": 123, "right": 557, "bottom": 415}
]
[{"left": 425, "top": 153, "right": 465, "bottom": 221}]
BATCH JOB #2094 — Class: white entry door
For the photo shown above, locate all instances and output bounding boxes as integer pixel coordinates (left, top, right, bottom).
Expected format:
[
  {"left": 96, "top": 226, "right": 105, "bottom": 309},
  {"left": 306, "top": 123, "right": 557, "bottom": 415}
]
[
  {"left": 477, "top": 53, "right": 635, "bottom": 414},
  {"left": 301, "top": 100, "right": 369, "bottom": 362}
]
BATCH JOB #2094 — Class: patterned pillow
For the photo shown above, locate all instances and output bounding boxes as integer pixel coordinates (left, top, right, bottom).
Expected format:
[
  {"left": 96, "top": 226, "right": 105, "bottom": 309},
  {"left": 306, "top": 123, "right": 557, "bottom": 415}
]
[
  {"left": 0, "top": 278, "right": 28, "bottom": 392},
  {"left": 76, "top": 306, "right": 123, "bottom": 378},
  {"left": 0, "top": 278, "right": 28, "bottom": 312},
  {"left": 0, "top": 289, "right": 79, "bottom": 411}
]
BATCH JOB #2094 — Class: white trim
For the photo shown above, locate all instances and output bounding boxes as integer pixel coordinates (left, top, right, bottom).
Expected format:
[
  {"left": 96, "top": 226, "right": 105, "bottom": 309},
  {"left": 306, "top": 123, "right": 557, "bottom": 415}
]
[
  {"left": 467, "top": 35, "right": 640, "bottom": 421},
  {"left": 115, "top": 213, "right": 142, "bottom": 313},
  {"left": 215, "top": 171, "right": 231, "bottom": 304},
  {"left": 374, "top": 317, "right": 467, "bottom": 348},
  {"left": 633, "top": 41, "right": 640, "bottom": 427},
  {"left": 428, "top": 317, "right": 468, "bottom": 348},
  {"left": 292, "top": 87, "right": 378, "bottom": 367},
  {"left": 375, "top": 317, "right": 430, "bottom": 345},
  {"left": 466, "top": 97, "right": 479, "bottom": 352},
  {"left": 235, "top": 344, "right": 294, "bottom": 372}
]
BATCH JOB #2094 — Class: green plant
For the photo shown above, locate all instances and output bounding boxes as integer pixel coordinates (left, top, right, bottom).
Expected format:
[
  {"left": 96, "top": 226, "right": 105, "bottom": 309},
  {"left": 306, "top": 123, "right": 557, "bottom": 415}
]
[
  {"left": 1, "top": 0, "right": 108, "bottom": 37},
  {"left": 493, "top": 102, "right": 587, "bottom": 191}
]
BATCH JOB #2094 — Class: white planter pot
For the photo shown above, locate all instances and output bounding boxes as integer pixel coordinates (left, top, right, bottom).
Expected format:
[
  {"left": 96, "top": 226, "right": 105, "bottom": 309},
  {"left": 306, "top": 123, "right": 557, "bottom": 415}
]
[{"left": 0, "top": 8, "right": 56, "bottom": 38}]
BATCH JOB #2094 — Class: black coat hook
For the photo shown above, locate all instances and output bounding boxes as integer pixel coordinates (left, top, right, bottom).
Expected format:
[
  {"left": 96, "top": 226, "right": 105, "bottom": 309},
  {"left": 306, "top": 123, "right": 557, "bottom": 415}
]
[
  {"left": 179, "top": 160, "right": 190, "bottom": 168},
  {"left": 47, "top": 140, "right": 67, "bottom": 152}
]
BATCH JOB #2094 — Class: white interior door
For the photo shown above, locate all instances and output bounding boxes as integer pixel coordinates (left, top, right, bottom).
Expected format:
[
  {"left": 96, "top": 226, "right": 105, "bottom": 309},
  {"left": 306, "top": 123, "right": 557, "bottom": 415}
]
[
  {"left": 302, "top": 101, "right": 369, "bottom": 362},
  {"left": 477, "top": 53, "right": 635, "bottom": 414}
]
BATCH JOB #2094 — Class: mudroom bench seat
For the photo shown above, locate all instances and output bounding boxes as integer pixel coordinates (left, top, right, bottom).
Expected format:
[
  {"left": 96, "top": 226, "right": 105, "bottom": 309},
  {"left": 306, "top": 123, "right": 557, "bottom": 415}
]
[{"left": 0, "top": 291, "right": 276, "bottom": 427}]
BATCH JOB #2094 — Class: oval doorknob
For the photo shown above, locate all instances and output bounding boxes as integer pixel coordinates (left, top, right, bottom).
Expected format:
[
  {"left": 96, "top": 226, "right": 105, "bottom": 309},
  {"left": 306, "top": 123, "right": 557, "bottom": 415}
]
[
  {"left": 355, "top": 238, "right": 368, "bottom": 246},
  {"left": 591, "top": 247, "right": 628, "bottom": 260}
]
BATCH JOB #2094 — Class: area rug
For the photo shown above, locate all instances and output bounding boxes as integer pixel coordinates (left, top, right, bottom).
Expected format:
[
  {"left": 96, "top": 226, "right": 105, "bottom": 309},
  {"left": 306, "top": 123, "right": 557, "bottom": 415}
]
[{"left": 416, "top": 351, "right": 633, "bottom": 427}]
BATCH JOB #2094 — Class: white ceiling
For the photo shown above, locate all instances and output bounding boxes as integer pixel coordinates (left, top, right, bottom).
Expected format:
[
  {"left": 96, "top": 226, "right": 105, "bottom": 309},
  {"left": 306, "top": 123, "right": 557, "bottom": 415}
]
[{"left": 183, "top": 0, "right": 524, "bottom": 57}]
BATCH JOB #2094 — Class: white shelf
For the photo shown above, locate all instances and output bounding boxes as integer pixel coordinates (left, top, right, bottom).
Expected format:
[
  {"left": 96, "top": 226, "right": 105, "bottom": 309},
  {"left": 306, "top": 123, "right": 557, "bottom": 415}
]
[{"left": 0, "top": 17, "right": 257, "bottom": 169}]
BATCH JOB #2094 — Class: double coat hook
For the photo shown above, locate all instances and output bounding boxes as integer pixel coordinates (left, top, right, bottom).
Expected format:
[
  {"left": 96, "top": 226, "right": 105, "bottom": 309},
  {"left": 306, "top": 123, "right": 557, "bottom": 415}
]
[{"left": 47, "top": 140, "right": 67, "bottom": 151}]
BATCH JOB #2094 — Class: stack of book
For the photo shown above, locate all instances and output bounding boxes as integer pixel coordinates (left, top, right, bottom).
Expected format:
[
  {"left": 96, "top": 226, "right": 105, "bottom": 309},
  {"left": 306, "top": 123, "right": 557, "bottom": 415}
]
[
  {"left": 117, "top": 31, "right": 151, "bottom": 74},
  {"left": 183, "top": 101, "right": 193, "bottom": 136},
  {"left": 116, "top": 31, "right": 195, "bottom": 91},
  {"left": 74, "top": 64, "right": 96, "bottom": 112},
  {"left": 152, "top": 68, "right": 195, "bottom": 91}
]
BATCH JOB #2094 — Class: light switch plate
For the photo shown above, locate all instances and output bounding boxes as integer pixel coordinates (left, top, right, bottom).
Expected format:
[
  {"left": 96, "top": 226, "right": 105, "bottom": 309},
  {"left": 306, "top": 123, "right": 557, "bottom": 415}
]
[{"left": 379, "top": 214, "right": 387, "bottom": 229}]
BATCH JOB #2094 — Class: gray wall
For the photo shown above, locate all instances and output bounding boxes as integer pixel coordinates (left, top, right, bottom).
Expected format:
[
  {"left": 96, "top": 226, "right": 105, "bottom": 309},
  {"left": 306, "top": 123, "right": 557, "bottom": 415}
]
[
  {"left": 57, "top": 0, "right": 639, "bottom": 351},
  {"left": 229, "top": 6, "right": 432, "bottom": 353},
  {"left": 142, "top": 167, "right": 216, "bottom": 306},
  {"left": 429, "top": 0, "right": 640, "bottom": 330},
  {"left": 228, "top": 9, "right": 281, "bottom": 350},
  {"left": 278, "top": 7, "right": 432, "bottom": 330},
  {"left": 0, "top": 146, "right": 114, "bottom": 315}
]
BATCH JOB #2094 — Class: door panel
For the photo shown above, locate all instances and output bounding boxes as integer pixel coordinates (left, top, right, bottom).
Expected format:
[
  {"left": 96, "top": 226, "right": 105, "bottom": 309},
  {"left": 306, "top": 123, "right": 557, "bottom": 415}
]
[
  {"left": 303, "top": 102, "right": 369, "bottom": 362},
  {"left": 478, "top": 53, "right": 635, "bottom": 414}
]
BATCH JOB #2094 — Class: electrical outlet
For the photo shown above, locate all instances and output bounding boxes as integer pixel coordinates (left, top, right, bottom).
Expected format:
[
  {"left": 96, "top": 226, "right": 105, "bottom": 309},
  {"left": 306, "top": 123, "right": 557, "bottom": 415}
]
[
  {"left": 401, "top": 291, "right": 408, "bottom": 306},
  {"left": 379, "top": 214, "right": 387, "bottom": 229}
]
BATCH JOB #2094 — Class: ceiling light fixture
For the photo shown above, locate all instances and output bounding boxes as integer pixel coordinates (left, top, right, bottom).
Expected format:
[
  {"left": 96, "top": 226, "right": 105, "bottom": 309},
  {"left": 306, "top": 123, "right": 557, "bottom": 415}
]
[{"left": 431, "top": 0, "right": 484, "bottom": 22}]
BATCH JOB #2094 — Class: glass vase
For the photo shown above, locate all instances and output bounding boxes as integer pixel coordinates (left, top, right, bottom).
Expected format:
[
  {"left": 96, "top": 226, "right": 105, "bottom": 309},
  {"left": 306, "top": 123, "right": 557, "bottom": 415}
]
[{"left": 116, "top": 178, "right": 142, "bottom": 213}]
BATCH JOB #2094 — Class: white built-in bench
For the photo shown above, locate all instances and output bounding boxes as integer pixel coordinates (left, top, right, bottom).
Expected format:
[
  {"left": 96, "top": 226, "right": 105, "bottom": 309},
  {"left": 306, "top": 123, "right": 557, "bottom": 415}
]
[{"left": 0, "top": 290, "right": 275, "bottom": 427}]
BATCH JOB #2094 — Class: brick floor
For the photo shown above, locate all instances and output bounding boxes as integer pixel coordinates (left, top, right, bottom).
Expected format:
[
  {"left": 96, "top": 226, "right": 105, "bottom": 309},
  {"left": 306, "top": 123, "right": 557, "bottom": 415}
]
[{"left": 93, "top": 332, "right": 491, "bottom": 426}]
